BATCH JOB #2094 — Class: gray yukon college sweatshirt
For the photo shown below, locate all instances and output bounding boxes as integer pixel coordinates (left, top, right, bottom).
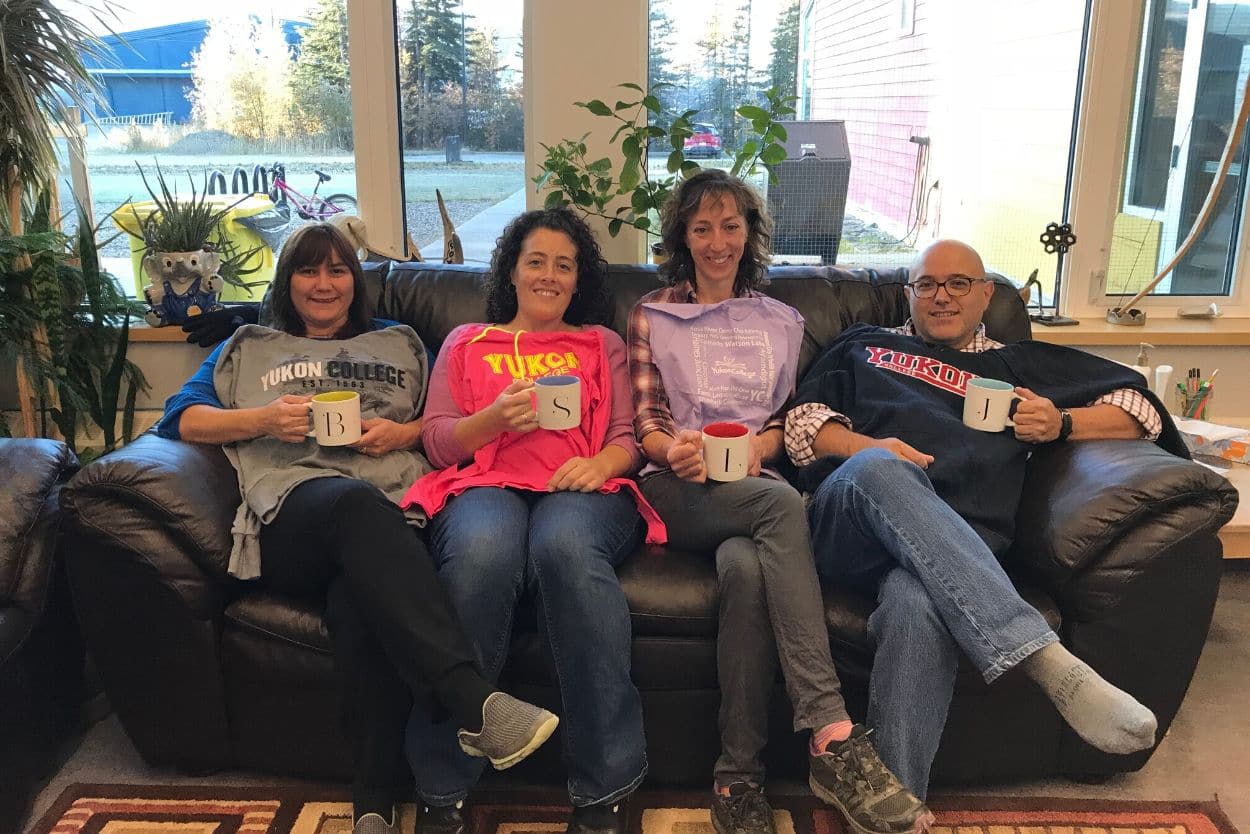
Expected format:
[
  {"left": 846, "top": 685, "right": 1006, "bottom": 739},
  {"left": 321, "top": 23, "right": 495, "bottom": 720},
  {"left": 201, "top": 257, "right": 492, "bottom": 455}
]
[{"left": 213, "top": 324, "right": 431, "bottom": 579}]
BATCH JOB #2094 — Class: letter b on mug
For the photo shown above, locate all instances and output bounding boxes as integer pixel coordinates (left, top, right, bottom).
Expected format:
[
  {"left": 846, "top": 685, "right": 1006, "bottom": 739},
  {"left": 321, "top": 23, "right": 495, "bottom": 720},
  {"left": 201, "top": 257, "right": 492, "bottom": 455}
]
[
  {"left": 535, "top": 375, "right": 581, "bottom": 430},
  {"left": 703, "top": 422, "right": 750, "bottom": 482},
  {"left": 308, "top": 390, "right": 362, "bottom": 446},
  {"left": 962, "top": 378, "right": 1021, "bottom": 432}
]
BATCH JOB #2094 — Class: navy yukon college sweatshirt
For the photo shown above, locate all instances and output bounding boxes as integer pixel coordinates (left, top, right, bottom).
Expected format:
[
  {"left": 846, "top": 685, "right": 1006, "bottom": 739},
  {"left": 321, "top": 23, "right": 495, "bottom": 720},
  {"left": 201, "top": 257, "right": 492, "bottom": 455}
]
[{"left": 789, "top": 324, "right": 1187, "bottom": 556}]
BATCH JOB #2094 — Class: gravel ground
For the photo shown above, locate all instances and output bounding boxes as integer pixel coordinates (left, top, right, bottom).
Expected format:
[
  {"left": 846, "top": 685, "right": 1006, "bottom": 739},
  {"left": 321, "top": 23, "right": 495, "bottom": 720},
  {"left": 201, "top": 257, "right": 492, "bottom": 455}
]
[{"left": 98, "top": 198, "right": 495, "bottom": 260}]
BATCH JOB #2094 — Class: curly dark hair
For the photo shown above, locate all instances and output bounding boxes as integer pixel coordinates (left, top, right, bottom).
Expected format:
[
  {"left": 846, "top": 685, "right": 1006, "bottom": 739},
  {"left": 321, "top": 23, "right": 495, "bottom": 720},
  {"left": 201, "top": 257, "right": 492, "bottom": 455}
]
[
  {"left": 485, "top": 207, "right": 611, "bottom": 326},
  {"left": 658, "top": 168, "right": 773, "bottom": 294},
  {"left": 269, "top": 223, "right": 371, "bottom": 338}
]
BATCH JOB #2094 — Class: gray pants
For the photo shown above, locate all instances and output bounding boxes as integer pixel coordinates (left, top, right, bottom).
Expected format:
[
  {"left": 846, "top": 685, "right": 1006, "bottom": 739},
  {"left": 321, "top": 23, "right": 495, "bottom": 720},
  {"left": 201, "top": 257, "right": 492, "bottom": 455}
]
[{"left": 640, "top": 471, "right": 849, "bottom": 786}]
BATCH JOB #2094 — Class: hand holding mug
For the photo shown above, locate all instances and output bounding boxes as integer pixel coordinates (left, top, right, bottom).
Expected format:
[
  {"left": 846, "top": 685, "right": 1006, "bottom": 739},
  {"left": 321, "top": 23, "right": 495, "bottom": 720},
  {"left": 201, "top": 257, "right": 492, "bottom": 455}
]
[
  {"left": 1010, "top": 387, "right": 1062, "bottom": 443},
  {"left": 667, "top": 429, "right": 707, "bottom": 482},
  {"left": 261, "top": 394, "right": 313, "bottom": 443},
  {"left": 350, "top": 417, "right": 417, "bottom": 456},
  {"left": 491, "top": 379, "right": 538, "bottom": 435}
]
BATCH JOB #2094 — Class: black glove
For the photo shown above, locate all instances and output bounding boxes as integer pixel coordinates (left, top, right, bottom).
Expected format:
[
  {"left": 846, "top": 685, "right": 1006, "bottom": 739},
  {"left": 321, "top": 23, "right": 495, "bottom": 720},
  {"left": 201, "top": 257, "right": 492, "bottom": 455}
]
[{"left": 182, "top": 303, "right": 261, "bottom": 347}]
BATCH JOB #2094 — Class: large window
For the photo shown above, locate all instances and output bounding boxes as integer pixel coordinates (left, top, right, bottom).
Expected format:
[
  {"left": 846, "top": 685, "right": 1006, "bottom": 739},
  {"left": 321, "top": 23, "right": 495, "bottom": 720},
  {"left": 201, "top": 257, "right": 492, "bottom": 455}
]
[
  {"left": 1108, "top": 0, "right": 1250, "bottom": 298},
  {"left": 653, "top": 0, "right": 1086, "bottom": 298},
  {"left": 68, "top": 1, "right": 360, "bottom": 301},
  {"left": 395, "top": 0, "right": 525, "bottom": 264}
]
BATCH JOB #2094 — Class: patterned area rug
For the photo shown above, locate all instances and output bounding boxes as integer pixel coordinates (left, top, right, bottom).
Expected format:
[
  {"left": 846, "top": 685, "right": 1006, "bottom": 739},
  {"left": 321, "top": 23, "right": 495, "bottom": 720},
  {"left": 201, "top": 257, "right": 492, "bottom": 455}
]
[{"left": 26, "top": 785, "right": 1239, "bottom": 834}]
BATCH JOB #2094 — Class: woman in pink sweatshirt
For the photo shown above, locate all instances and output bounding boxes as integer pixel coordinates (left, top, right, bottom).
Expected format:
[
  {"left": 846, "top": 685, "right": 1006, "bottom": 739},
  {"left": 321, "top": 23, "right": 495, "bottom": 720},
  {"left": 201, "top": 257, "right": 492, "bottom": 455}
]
[{"left": 402, "top": 208, "right": 659, "bottom": 834}]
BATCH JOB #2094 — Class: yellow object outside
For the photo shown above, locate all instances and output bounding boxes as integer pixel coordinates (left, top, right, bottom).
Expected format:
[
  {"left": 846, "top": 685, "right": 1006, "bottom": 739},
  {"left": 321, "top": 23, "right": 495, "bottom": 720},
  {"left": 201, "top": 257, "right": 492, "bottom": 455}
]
[{"left": 111, "top": 194, "right": 278, "bottom": 302}]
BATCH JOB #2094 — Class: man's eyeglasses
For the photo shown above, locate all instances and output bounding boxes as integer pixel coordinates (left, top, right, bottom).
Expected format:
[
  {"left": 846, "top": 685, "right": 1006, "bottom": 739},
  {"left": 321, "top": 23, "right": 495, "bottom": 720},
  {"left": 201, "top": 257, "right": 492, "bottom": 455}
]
[{"left": 905, "top": 277, "right": 987, "bottom": 298}]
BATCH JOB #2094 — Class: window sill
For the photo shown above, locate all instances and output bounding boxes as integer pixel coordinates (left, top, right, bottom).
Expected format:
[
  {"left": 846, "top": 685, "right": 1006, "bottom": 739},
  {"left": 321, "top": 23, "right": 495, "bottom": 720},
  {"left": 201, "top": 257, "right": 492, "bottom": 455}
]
[
  {"left": 129, "top": 324, "right": 198, "bottom": 343},
  {"left": 1029, "top": 316, "right": 1250, "bottom": 346}
]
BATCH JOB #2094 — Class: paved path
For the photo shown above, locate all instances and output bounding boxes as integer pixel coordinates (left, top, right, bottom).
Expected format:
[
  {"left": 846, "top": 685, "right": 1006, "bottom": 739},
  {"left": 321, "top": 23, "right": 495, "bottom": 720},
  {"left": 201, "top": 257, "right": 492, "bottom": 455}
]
[{"left": 420, "top": 187, "right": 528, "bottom": 264}]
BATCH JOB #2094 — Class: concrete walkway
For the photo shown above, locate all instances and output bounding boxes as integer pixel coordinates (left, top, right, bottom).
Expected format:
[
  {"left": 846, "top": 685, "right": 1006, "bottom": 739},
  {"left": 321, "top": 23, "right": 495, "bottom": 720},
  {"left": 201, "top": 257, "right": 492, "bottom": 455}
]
[{"left": 420, "top": 187, "right": 528, "bottom": 264}]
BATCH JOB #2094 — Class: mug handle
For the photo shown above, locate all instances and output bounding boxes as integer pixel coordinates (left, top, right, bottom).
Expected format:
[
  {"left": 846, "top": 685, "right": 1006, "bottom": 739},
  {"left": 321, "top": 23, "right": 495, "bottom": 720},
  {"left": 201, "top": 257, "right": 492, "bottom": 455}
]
[{"left": 1005, "top": 396, "right": 1023, "bottom": 427}]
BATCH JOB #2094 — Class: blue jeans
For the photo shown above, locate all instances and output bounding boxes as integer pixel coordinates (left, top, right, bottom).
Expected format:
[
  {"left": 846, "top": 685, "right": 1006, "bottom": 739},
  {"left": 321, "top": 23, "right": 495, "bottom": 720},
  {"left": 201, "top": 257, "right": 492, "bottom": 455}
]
[
  {"left": 407, "top": 486, "right": 647, "bottom": 807},
  {"left": 806, "top": 448, "right": 1057, "bottom": 801}
]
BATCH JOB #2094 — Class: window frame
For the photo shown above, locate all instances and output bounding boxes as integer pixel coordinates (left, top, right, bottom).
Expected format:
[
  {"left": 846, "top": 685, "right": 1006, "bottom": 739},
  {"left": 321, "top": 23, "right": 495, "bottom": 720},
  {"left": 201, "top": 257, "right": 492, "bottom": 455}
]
[{"left": 1062, "top": 0, "right": 1250, "bottom": 319}]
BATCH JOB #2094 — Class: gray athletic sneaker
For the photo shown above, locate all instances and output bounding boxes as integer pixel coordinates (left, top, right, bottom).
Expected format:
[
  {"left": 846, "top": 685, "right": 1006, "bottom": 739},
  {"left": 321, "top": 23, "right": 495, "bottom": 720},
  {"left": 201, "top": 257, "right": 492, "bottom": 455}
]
[
  {"left": 353, "top": 812, "right": 397, "bottom": 834},
  {"left": 808, "top": 725, "right": 934, "bottom": 834},
  {"left": 457, "top": 691, "right": 559, "bottom": 770}
]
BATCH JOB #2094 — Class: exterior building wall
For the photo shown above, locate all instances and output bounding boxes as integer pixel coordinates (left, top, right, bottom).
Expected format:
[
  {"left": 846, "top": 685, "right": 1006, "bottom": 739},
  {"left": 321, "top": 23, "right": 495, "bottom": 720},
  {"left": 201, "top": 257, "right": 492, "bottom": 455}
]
[
  {"left": 804, "top": 0, "right": 1084, "bottom": 285},
  {"left": 805, "top": 0, "right": 934, "bottom": 236}
]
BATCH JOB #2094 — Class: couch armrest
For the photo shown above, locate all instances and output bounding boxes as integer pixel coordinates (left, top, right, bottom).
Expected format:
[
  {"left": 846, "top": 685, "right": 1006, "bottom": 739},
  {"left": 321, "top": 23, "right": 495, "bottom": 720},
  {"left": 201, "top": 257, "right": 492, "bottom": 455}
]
[
  {"left": 59, "top": 433, "right": 238, "bottom": 769},
  {"left": 59, "top": 432, "right": 240, "bottom": 617},
  {"left": 1010, "top": 440, "right": 1237, "bottom": 594},
  {"left": 1008, "top": 440, "right": 1237, "bottom": 777}
]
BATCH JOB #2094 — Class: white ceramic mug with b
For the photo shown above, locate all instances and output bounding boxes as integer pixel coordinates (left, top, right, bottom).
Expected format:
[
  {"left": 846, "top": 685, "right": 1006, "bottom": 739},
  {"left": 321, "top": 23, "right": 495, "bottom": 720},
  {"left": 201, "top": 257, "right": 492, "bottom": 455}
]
[
  {"left": 702, "top": 421, "right": 750, "bottom": 482},
  {"left": 535, "top": 375, "right": 581, "bottom": 430},
  {"left": 307, "top": 390, "right": 362, "bottom": 446},
  {"left": 962, "top": 378, "right": 1021, "bottom": 432}
]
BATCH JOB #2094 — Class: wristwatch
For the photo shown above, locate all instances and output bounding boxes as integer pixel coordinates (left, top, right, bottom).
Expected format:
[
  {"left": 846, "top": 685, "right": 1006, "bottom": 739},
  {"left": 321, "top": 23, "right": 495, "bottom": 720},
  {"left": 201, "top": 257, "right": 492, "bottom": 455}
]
[{"left": 1056, "top": 409, "right": 1074, "bottom": 442}]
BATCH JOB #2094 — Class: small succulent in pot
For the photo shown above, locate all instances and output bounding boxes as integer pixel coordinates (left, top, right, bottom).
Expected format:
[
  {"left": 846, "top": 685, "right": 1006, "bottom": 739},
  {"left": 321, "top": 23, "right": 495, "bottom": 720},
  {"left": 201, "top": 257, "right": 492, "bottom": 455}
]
[{"left": 121, "top": 162, "right": 245, "bottom": 326}]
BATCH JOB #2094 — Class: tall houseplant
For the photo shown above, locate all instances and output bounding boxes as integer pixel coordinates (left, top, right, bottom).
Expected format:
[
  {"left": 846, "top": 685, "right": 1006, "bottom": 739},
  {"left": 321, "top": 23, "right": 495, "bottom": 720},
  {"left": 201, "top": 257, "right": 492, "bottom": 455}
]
[
  {"left": 533, "top": 84, "right": 796, "bottom": 241},
  {"left": 0, "top": 193, "right": 149, "bottom": 459},
  {"left": 1, "top": 0, "right": 118, "bottom": 438}
]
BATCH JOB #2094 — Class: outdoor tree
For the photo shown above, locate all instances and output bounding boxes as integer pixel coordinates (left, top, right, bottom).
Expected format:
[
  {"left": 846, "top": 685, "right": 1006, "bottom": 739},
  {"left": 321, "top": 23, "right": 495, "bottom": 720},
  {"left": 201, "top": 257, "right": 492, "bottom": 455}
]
[
  {"left": 291, "top": 0, "right": 353, "bottom": 148},
  {"left": 189, "top": 15, "right": 295, "bottom": 141},
  {"left": 767, "top": 0, "right": 800, "bottom": 101},
  {"left": 648, "top": 0, "right": 679, "bottom": 113},
  {"left": 465, "top": 28, "right": 522, "bottom": 150},
  {"left": 400, "top": 0, "right": 469, "bottom": 148}
]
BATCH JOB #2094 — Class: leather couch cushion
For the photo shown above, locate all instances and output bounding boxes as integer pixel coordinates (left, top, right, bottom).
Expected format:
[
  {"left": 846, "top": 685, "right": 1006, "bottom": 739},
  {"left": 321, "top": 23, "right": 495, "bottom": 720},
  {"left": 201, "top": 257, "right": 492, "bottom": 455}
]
[
  {"left": 0, "top": 439, "right": 77, "bottom": 605},
  {"left": 223, "top": 593, "right": 333, "bottom": 686}
]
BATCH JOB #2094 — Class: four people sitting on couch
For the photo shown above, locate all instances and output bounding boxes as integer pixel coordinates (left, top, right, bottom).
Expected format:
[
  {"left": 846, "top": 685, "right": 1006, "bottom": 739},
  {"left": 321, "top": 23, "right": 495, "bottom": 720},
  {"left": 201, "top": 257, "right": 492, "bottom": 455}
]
[{"left": 161, "top": 189, "right": 1177, "bottom": 834}]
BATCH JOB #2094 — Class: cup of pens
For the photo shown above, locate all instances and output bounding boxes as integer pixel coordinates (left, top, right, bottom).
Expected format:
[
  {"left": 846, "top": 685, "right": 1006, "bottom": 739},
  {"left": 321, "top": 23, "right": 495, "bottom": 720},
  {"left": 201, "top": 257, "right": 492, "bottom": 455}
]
[{"left": 1177, "top": 368, "right": 1217, "bottom": 419}]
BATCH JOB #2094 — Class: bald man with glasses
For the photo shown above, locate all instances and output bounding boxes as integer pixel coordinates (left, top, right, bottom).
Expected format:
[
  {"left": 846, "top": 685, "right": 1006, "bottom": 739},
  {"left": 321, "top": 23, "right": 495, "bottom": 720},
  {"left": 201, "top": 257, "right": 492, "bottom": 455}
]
[{"left": 773, "top": 240, "right": 1189, "bottom": 802}]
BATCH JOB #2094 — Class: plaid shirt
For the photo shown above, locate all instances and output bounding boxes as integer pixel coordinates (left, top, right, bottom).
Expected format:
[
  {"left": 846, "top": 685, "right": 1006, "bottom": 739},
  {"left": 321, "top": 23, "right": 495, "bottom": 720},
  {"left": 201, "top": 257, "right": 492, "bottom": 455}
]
[
  {"left": 628, "top": 283, "right": 787, "bottom": 442},
  {"left": 785, "top": 320, "right": 1163, "bottom": 466}
]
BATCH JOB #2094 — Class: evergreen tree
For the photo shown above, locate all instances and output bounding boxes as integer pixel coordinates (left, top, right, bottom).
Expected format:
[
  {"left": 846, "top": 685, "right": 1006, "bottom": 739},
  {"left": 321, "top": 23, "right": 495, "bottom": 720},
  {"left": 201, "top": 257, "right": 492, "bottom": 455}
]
[
  {"left": 648, "top": 0, "right": 678, "bottom": 111},
  {"left": 290, "top": 0, "right": 353, "bottom": 148},
  {"left": 400, "top": 0, "right": 469, "bottom": 148},
  {"left": 767, "top": 0, "right": 800, "bottom": 100},
  {"left": 293, "top": 0, "right": 349, "bottom": 89}
]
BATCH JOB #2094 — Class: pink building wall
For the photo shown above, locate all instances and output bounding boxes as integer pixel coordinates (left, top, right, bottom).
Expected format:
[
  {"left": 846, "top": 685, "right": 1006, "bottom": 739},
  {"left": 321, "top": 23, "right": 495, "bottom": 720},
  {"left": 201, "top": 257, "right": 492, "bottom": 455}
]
[{"left": 805, "top": 0, "right": 933, "bottom": 232}]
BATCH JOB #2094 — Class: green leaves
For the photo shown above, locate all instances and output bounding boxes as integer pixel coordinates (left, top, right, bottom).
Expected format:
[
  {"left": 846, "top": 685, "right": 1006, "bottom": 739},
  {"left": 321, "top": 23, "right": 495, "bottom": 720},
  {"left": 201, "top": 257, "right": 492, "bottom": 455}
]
[{"left": 535, "top": 83, "right": 799, "bottom": 240}]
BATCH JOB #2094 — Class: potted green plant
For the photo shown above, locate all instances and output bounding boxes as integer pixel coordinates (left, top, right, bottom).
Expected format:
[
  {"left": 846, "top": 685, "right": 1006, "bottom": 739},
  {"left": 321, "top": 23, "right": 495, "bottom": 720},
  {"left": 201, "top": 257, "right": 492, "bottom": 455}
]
[
  {"left": 533, "top": 84, "right": 796, "bottom": 247},
  {"left": 122, "top": 163, "right": 260, "bottom": 326},
  {"left": 1, "top": 192, "right": 149, "bottom": 459}
]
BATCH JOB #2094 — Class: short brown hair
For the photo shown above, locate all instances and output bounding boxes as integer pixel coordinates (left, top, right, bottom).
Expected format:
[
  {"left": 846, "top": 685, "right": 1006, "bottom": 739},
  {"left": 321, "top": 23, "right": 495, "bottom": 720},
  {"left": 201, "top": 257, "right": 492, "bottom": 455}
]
[{"left": 657, "top": 168, "right": 773, "bottom": 294}]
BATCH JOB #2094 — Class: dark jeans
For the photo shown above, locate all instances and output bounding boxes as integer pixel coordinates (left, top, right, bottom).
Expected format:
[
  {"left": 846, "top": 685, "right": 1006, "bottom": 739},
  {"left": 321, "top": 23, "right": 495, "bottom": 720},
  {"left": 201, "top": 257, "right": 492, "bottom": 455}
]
[
  {"left": 260, "top": 477, "right": 492, "bottom": 814},
  {"left": 407, "top": 486, "right": 647, "bottom": 807}
]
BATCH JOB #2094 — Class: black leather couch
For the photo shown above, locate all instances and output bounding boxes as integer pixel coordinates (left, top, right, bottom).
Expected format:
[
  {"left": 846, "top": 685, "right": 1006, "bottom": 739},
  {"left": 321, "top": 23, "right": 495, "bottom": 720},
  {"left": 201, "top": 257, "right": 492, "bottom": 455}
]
[
  {"left": 59, "top": 262, "right": 1239, "bottom": 790},
  {"left": 1, "top": 439, "right": 85, "bottom": 831}
]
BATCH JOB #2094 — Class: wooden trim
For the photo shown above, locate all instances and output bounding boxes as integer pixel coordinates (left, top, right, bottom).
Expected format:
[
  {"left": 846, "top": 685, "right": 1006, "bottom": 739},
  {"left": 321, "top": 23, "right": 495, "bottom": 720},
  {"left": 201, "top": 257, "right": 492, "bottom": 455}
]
[
  {"left": 1029, "top": 317, "right": 1250, "bottom": 346},
  {"left": 128, "top": 325, "right": 195, "bottom": 343}
]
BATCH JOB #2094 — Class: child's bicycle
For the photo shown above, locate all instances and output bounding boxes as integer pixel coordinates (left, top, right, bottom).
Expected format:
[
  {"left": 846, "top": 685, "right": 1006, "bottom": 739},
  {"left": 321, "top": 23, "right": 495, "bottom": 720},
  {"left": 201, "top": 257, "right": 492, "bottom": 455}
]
[{"left": 267, "top": 163, "right": 357, "bottom": 220}]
